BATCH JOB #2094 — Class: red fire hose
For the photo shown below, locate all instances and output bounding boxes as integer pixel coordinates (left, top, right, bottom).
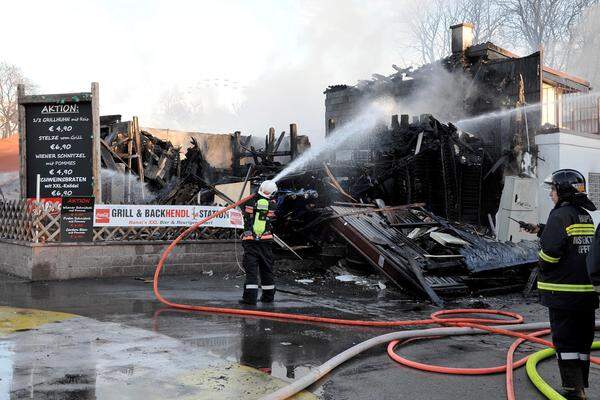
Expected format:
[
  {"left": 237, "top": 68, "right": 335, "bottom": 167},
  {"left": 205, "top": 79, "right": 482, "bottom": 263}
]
[{"left": 152, "top": 194, "right": 598, "bottom": 399}]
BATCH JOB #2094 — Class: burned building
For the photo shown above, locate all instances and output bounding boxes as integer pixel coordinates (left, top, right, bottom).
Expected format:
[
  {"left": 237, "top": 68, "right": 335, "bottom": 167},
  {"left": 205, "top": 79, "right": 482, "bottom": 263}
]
[
  {"left": 272, "top": 116, "right": 539, "bottom": 305},
  {"left": 323, "top": 22, "right": 599, "bottom": 231},
  {"left": 325, "top": 23, "right": 593, "bottom": 140}
]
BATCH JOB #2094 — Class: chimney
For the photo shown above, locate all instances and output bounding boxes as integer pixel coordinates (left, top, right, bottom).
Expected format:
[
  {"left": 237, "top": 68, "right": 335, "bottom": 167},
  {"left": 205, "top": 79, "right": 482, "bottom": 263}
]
[{"left": 450, "top": 22, "right": 474, "bottom": 53}]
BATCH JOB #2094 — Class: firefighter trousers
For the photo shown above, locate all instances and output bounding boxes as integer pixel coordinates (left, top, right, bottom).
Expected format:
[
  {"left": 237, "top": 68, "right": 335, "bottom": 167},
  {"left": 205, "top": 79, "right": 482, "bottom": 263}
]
[
  {"left": 549, "top": 307, "right": 596, "bottom": 390},
  {"left": 242, "top": 240, "right": 275, "bottom": 304}
]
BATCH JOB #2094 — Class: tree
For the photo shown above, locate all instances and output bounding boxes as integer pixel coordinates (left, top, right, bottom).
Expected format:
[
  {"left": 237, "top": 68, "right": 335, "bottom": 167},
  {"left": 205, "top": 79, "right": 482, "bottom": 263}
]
[
  {"left": 410, "top": 0, "right": 454, "bottom": 64},
  {"left": 563, "top": 4, "right": 600, "bottom": 88},
  {"left": 461, "top": 0, "right": 508, "bottom": 44},
  {"left": 409, "top": 0, "right": 507, "bottom": 65},
  {"left": 408, "top": 0, "right": 599, "bottom": 71},
  {"left": 0, "top": 62, "right": 33, "bottom": 139},
  {"left": 499, "top": 0, "right": 599, "bottom": 69}
]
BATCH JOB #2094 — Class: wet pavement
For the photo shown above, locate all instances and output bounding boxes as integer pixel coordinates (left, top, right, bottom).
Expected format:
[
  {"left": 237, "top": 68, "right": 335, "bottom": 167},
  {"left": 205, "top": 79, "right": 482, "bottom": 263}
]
[{"left": 0, "top": 269, "right": 599, "bottom": 399}]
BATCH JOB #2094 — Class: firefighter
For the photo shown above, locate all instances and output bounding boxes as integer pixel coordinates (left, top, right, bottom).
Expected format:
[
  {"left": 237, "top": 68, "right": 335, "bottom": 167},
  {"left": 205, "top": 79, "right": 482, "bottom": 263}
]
[
  {"left": 239, "top": 180, "right": 278, "bottom": 305},
  {"left": 533, "top": 169, "right": 598, "bottom": 400}
]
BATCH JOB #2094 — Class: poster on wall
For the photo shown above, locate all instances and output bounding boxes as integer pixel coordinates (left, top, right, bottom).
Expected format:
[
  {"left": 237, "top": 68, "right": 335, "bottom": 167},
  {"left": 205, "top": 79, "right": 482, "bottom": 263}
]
[
  {"left": 93, "top": 204, "right": 244, "bottom": 229},
  {"left": 61, "top": 196, "right": 95, "bottom": 242}
]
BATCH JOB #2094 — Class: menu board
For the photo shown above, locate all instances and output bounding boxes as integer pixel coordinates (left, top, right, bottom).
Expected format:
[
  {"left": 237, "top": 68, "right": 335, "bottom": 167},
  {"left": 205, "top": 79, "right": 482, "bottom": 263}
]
[
  {"left": 25, "top": 102, "right": 94, "bottom": 198},
  {"left": 60, "top": 196, "right": 95, "bottom": 242}
]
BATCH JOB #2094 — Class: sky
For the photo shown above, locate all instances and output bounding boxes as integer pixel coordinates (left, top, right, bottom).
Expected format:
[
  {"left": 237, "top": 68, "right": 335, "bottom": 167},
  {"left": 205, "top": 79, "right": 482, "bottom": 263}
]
[{"left": 0, "top": 0, "right": 413, "bottom": 142}]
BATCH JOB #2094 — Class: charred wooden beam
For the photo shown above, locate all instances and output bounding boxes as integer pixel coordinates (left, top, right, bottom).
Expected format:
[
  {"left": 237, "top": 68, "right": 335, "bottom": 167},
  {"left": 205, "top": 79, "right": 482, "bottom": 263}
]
[{"left": 290, "top": 123, "right": 298, "bottom": 160}]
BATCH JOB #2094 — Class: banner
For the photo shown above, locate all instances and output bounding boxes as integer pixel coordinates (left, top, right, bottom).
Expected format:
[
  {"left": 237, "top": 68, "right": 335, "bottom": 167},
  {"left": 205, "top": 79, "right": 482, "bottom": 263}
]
[{"left": 94, "top": 205, "right": 244, "bottom": 228}]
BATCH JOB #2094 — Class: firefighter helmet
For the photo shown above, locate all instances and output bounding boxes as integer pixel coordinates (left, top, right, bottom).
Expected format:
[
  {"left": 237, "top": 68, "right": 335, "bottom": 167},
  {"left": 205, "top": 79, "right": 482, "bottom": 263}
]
[
  {"left": 258, "top": 180, "right": 278, "bottom": 199},
  {"left": 543, "top": 169, "right": 586, "bottom": 197}
]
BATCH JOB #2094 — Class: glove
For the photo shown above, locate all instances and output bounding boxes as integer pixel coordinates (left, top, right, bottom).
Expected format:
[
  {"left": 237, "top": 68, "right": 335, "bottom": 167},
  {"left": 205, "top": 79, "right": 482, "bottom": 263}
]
[{"left": 522, "top": 224, "right": 540, "bottom": 234}]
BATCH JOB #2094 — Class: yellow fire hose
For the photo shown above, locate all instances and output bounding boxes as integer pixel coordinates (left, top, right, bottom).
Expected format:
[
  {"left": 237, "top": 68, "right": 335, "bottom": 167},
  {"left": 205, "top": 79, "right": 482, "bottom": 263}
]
[{"left": 526, "top": 341, "right": 600, "bottom": 399}]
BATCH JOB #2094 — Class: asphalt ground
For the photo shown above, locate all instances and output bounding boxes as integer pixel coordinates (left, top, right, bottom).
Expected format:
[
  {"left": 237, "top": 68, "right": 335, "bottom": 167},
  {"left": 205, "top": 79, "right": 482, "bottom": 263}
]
[{"left": 0, "top": 269, "right": 599, "bottom": 399}]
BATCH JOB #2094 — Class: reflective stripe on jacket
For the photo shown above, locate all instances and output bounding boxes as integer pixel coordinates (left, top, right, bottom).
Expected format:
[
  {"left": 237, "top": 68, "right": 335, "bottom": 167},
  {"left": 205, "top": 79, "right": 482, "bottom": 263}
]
[
  {"left": 538, "top": 201, "right": 598, "bottom": 309},
  {"left": 243, "top": 195, "right": 276, "bottom": 241}
]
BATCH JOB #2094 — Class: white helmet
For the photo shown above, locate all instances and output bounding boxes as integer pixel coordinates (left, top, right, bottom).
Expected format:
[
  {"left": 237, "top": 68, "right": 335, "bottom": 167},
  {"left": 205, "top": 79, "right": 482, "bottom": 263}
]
[{"left": 258, "top": 180, "right": 278, "bottom": 199}]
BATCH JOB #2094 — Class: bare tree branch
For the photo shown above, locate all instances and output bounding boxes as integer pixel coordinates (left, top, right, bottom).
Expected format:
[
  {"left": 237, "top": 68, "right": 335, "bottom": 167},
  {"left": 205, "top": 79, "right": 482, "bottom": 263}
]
[
  {"left": 0, "top": 62, "right": 34, "bottom": 139},
  {"left": 563, "top": 4, "right": 600, "bottom": 88},
  {"left": 499, "top": 0, "right": 599, "bottom": 69},
  {"left": 408, "top": 0, "right": 507, "bottom": 65}
]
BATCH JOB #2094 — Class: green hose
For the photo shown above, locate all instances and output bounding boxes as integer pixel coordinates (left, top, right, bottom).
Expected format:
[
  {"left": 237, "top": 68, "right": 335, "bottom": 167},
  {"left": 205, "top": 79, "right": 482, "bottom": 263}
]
[{"left": 526, "top": 341, "right": 600, "bottom": 399}]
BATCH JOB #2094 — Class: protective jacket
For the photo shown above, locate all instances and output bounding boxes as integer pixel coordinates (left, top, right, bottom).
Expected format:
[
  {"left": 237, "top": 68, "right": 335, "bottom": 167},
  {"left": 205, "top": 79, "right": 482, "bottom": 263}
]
[
  {"left": 538, "top": 198, "right": 598, "bottom": 310},
  {"left": 243, "top": 195, "right": 276, "bottom": 241},
  {"left": 587, "top": 225, "right": 600, "bottom": 291}
]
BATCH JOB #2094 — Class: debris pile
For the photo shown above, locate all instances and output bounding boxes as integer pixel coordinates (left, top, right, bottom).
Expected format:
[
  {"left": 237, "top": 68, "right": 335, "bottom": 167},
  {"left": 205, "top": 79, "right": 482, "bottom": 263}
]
[
  {"left": 101, "top": 125, "right": 232, "bottom": 205},
  {"left": 98, "top": 114, "right": 537, "bottom": 303},
  {"left": 100, "top": 118, "right": 183, "bottom": 203},
  {"left": 100, "top": 118, "right": 309, "bottom": 205},
  {"left": 327, "top": 203, "right": 537, "bottom": 305},
  {"left": 269, "top": 116, "right": 537, "bottom": 303},
  {"left": 153, "top": 138, "right": 214, "bottom": 204},
  {"left": 325, "top": 115, "right": 500, "bottom": 226}
]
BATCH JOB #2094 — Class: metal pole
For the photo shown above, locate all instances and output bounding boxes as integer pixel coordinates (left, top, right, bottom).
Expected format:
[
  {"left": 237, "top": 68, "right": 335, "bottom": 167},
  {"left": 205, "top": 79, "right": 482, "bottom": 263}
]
[
  {"left": 289, "top": 123, "right": 298, "bottom": 160},
  {"left": 36, "top": 174, "right": 40, "bottom": 202}
]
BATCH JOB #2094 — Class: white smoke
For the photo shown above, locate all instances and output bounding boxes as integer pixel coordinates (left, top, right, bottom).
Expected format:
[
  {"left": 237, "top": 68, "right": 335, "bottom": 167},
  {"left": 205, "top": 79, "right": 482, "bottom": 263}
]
[
  {"left": 273, "top": 97, "right": 399, "bottom": 182},
  {"left": 566, "top": 5, "right": 600, "bottom": 90},
  {"left": 101, "top": 169, "right": 156, "bottom": 204},
  {"left": 386, "top": 63, "right": 478, "bottom": 122},
  {"left": 146, "top": 0, "right": 409, "bottom": 139},
  {"left": 273, "top": 61, "right": 494, "bottom": 181},
  {"left": 0, "top": 171, "right": 159, "bottom": 204}
]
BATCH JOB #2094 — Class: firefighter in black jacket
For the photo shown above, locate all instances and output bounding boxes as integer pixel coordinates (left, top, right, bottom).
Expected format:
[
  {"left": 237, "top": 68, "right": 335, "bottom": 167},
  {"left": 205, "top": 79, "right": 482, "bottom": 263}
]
[
  {"left": 534, "top": 169, "right": 598, "bottom": 399},
  {"left": 239, "top": 180, "right": 278, "bottom": 305}
]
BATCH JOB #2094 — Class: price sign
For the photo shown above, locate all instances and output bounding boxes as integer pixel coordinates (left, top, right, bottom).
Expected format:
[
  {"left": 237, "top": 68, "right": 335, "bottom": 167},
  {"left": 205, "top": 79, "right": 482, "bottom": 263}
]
[
  {"left": 61, "top": 196, "right": 95, "bottom": 242},
  {"left": 24, "top": 102, "right": 94, "bottom": 198}
]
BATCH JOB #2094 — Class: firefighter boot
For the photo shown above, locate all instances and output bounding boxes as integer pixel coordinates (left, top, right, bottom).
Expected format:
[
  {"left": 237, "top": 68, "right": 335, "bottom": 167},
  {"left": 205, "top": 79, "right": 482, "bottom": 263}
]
[
  {"left": 260, "top": 286, "right": 275, "bottom": 303},
  {"left": 581, "top": 358, "right": 590, "bottom": 388},
  {"left": 558, "top": 360, "right": 586, "bottom": 400},
  {"left": 559, "top": 389, "right": 587, "bottom": 400},
  {"left": 240, "top": 284, "right": 259, "bottom": 305}
]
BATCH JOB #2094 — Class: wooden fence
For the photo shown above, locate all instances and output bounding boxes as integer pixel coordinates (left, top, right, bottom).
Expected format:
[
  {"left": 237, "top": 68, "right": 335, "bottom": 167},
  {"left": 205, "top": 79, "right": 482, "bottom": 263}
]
[
  {"left": 0, "top": 200, "right": 60, "bottom": 243},
  {"left": 0, "top": 200, "right": 235, "bottom": 243},
  {"left": 92, "top": 225, "right": 236, "bottom": 241}
]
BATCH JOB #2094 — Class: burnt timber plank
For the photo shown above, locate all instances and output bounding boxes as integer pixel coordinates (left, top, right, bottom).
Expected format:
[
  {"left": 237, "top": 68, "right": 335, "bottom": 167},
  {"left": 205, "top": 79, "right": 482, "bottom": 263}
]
[{"left": 328, "top": 208, "right": 443, "bottom": 305}]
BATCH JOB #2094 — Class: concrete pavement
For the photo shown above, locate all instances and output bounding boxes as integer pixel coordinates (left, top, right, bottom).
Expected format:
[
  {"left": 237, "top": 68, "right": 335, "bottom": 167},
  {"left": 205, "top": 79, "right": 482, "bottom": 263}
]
[{"left": 0, "top": 270, "right": 597, "bottom": 399}]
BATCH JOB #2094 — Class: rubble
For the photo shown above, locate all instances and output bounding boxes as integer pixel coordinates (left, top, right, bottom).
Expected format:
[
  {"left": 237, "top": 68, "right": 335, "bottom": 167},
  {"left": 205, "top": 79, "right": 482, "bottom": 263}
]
[
  {"left": 97, "top": 114, "right": 538, "bottom": 303},
  {"left": 327, "top": 203, "right": 536, "bottom": 305},
  {"left": 100, "top": 118, "right": 310, "bottom": 206},
  {"left": 266, "top": 116, "right": 540, "bottom": 304},
  {"left": 329, "top": 115, "right": 498, "bottom": 226},
  {"left": 100, "top": 122, "right": 184, "bottom": 203}
]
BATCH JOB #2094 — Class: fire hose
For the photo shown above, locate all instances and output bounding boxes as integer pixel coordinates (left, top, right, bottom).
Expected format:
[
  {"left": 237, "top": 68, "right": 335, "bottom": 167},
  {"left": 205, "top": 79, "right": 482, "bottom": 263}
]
[{"left": 153, "top": 193, "right": 600, "bottom": 399}]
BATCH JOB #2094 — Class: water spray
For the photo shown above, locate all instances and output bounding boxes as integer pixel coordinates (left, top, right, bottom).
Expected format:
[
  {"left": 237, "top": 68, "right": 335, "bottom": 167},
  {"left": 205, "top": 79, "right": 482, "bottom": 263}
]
[
  {"left": 453, "top": 102, "right": 540, "bottom": 128},
  {"left": 272, "top": 97, "right": 398, "bottom": 183},
  {"left": 151, "top": 87, "right": 600, "bottom": 400},
  {"left": 454, "top": 90, "right": 600, "bottom": 130}
]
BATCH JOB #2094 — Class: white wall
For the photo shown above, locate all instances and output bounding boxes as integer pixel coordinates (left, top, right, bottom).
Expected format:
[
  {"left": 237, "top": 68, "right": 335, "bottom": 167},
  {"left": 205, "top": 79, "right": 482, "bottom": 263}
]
[
  {"left": 536, "top": 132, "right": 600, "bottom": 223},
  {"left": 496, "top": 176, "right": 538, "bottom": 243},
  {"left": 143, "top": 127, "right": 234, "bottom": 169}
]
